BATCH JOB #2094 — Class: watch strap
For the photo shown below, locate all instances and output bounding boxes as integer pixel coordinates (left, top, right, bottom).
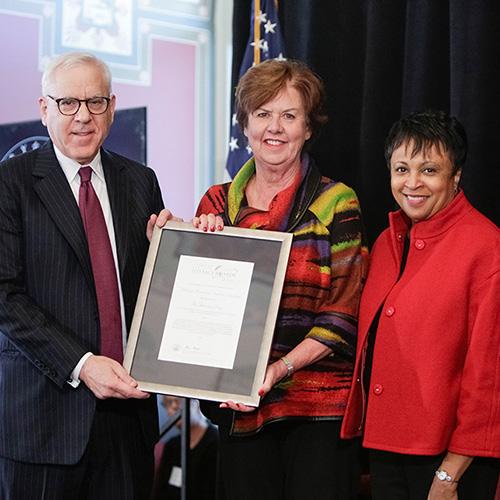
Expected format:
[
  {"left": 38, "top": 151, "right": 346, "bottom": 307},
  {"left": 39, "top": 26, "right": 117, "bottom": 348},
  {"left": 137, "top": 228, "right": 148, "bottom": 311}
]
[{"left": 280, "top": 356, "right": 294, "bottom": 381}]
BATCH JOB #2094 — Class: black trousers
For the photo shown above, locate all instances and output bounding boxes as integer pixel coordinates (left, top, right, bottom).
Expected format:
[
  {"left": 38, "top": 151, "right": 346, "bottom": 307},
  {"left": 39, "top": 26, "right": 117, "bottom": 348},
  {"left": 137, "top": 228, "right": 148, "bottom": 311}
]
[
  {"left": 369, "top": 449, "right": 500, "bottom": 500},
  {"left": 0, "top": 399, "right": 154, "bottom": 500},
  {"left": 218, "top": 419, "right": 361, "bottom": 500}
]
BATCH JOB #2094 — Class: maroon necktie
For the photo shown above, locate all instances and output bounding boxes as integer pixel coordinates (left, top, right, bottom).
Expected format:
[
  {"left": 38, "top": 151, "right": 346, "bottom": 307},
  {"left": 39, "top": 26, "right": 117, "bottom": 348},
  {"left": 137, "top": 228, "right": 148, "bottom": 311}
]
[{"left": 78, "top": 166, "right": 123, "bottom": 363}]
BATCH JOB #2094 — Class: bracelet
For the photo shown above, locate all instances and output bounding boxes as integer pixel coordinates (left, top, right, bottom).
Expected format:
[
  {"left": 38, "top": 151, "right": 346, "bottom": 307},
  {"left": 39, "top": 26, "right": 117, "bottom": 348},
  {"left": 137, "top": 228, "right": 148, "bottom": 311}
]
[
  {"left": 280, "top": 356, "right": 294, "bottom": 381},
  {"left": 435, "top": 470, "right": 458, "bottom": 483}
]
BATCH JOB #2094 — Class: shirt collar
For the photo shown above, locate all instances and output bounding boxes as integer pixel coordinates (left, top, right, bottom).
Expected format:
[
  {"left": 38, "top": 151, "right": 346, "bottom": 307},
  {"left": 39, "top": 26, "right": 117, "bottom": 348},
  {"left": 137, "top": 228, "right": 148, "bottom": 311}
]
[{"left": 53, "top": 145, "right": 104, "bottom": 184}]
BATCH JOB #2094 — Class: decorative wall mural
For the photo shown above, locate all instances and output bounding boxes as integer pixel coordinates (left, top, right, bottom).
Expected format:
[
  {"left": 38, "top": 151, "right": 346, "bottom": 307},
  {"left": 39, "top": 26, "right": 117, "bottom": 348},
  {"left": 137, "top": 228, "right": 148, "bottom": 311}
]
[
  {"left": 62, "top": 0, "right": 134, "bottom": 56},
  {"left": 0, "top": 0, "right": 214, "bottom": 219},
  {"left": 1, "top": 0, "right": 211, "bottom": 84}
]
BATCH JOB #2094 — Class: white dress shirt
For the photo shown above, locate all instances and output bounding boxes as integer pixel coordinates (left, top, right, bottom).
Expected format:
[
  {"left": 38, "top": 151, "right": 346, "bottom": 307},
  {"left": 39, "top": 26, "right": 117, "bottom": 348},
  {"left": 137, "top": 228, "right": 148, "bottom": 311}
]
[{"left": 54, "top": 146, "right": 127, "bottom": 386}]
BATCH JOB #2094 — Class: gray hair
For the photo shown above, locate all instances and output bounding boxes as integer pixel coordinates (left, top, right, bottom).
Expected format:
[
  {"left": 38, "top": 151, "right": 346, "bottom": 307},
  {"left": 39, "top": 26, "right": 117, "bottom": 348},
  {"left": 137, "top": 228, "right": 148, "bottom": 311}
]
[{"left": 41, "top": 52, "right": 112, "bottom": 95}]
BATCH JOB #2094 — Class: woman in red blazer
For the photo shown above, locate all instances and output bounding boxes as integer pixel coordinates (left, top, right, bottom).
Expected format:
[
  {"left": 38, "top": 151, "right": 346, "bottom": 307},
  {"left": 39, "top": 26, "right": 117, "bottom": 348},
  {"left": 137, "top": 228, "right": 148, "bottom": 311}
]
[{"left": 341, "top": 109, "right": 500, "bottom": 500}]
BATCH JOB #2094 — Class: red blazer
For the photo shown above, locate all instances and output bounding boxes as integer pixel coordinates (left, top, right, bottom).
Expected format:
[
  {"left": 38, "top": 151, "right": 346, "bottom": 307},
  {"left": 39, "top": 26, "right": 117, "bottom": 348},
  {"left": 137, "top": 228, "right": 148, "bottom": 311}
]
[{"left": 341, "top": 192, "right": 500, "bottom": 457}]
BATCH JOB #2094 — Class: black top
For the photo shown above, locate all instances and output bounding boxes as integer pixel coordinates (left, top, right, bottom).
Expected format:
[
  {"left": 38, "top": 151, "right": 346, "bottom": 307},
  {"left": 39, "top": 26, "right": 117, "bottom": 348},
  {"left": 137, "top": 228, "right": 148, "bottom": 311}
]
[{"left": 152, "top": 423, "right": 219, "bottom": 500}]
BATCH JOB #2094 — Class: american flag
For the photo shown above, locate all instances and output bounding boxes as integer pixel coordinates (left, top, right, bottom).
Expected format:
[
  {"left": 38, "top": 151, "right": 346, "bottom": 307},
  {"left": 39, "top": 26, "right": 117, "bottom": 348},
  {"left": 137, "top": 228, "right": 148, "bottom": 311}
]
[{"left": 225, "top": 0, "right": 286, "bottom": 180}]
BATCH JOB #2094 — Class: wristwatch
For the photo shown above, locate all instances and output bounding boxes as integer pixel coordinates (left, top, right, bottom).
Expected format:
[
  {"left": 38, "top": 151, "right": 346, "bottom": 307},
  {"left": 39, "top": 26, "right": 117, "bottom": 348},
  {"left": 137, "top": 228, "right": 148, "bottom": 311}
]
[
  {"left": 280, "top": 356, "right": 294, "bottom": 381},
  {"left": 435, "top": 470, "right": 458, "bottom": 483}
]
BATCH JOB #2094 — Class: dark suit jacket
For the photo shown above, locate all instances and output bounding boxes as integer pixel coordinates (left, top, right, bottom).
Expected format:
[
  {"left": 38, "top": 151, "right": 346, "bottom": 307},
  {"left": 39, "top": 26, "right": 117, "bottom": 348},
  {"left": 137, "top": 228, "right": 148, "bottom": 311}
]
[{"left": 0, "top": 141, "right": 164, "bottom": 465}]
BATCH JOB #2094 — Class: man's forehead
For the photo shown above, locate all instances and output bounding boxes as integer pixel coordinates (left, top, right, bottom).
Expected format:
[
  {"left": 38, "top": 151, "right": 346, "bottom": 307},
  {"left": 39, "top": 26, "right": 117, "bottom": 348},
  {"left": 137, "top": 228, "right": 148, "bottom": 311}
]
[{"left": 49, "top": 64, "right": 108, "bottom": 94}]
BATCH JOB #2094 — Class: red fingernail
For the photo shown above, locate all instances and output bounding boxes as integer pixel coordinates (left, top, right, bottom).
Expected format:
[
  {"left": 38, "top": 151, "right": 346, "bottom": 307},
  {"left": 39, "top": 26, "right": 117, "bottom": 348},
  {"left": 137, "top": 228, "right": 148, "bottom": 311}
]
[
  {"left": 258, "top": 390, "right": 264, "bottom": 396},
  {"left": 217, "top": 225, "right": 222, "bottom": 231},
  {"left": 203, "top": 226, "right": 207, "bottom": 232},
  {"left": 210, "top": 226, "right": 215, "bottom": 232}
]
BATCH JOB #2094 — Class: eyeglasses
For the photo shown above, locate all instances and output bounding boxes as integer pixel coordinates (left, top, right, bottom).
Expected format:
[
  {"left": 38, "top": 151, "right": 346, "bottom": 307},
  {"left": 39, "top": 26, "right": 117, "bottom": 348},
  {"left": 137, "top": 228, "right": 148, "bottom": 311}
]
[{"left": 46, "top": 95, "right": 111, "bottom": 116}]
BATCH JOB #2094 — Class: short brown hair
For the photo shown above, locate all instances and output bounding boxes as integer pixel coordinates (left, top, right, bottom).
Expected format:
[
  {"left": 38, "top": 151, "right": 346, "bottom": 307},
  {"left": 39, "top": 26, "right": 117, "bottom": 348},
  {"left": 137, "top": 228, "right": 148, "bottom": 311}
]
[{"left": 235, "top": 59, "right": 327, "bottom": 148}]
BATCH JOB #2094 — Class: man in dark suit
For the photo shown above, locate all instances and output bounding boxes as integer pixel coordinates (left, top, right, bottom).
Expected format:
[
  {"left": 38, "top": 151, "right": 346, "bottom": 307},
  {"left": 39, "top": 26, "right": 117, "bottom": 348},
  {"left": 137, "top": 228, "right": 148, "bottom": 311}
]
[{"left": 0, "top": 52, "right": 172, "bottom": 499}]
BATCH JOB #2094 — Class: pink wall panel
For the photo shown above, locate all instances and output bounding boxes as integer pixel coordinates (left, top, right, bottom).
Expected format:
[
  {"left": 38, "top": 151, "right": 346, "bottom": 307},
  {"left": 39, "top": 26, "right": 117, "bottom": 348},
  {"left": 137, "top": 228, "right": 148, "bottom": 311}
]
[
  {"left": 0, "top": 14, "right": 42, "bottom": 123},
  {"left": 0, "top": 12, "right": 196, "bottom": 220},
  {"left": 113, "top": 39, "right": 196, "bottom": 219}
]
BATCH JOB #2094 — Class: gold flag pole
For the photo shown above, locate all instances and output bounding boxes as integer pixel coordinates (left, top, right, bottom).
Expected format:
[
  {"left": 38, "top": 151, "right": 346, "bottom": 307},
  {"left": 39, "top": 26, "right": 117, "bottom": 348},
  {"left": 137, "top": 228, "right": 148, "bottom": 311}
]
[{"left": 254, "top": 0, "right": 261, "bottom": 64}]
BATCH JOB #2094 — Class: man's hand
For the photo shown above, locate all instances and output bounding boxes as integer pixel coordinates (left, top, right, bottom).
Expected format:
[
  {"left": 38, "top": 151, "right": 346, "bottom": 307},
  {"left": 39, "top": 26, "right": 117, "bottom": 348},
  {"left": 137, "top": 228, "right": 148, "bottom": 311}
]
[
  {"left": 147, "top": 209, "right": 183, "bottom": 241},
  {"left": 79, "top": 355, "right": 150, "bottom": 400}
]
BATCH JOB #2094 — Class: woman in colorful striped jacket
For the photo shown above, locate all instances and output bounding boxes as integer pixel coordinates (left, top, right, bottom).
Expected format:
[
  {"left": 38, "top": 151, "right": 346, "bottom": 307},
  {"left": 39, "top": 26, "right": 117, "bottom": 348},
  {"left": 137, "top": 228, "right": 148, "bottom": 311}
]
[{"left": 195, "top": 59, "right": 368, "bottom": 500}]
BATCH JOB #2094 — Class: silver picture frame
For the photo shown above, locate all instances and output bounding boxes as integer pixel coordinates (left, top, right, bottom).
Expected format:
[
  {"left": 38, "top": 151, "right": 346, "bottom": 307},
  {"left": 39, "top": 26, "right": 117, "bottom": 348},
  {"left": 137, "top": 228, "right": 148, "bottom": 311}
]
[{"left": 124, "top": 222, "right": 292, "bottom": 406}]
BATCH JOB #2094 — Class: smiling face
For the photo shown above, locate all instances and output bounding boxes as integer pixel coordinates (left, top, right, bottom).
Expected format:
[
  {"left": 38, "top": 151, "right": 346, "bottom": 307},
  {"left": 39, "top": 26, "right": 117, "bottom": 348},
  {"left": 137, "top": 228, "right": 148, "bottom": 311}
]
[
  {"left": 390, "top": 141, "right": 461, "bottom": 225},
  {"left": 243, "top": 83, "right": 311, "bottom": 174},
  {"left": 39, "top": 62, "right": 115, "bottom": 165}
]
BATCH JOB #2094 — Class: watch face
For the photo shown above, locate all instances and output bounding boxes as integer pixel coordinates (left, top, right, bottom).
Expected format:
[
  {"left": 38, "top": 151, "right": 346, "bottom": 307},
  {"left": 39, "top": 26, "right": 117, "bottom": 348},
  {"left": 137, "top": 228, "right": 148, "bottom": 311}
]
[{"left": 436, "top": 470, "right": 451, "bottom": 481}]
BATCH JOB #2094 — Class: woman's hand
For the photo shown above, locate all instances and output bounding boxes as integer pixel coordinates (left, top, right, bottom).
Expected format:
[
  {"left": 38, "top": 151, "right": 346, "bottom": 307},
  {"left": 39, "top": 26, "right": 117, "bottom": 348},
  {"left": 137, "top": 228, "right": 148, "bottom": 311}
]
[
  {"left": 220, "top": 339, "right": 332, "bottom": 412},
  {"left": 147, "top": 209, "right": 183, "bottom": 241},
  {"left": 427, "top": 452, "right": 473, "bottom": 500},
  {"left": 427, "top": 478, "right": 458, "bottom": 500},
  {"left": 219, "top": 401, "right": 256, "bottom": 412},
  {"left": 219, "top": 360, "right": 287, "bottom": 412},
  {"left": 191, "top": 213, "right": 224, "bottom": 232}
]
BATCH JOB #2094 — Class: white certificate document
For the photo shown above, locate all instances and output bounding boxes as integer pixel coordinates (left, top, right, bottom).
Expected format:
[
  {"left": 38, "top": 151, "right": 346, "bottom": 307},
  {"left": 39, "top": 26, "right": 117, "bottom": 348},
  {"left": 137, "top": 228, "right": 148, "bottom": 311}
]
[{"left": 158, "top": 255, "right": 254, "bottom": 369}]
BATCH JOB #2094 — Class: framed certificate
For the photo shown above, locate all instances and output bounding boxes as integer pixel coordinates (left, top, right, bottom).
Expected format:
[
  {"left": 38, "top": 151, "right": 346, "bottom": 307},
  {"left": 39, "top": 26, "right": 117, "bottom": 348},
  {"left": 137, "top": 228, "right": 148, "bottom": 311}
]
[{"left": 124, "top": 222, "right": 293, "bottom": 406}]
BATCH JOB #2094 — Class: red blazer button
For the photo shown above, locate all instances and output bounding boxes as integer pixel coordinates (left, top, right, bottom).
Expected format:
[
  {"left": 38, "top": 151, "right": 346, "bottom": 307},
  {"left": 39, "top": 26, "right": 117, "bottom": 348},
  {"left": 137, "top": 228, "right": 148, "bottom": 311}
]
[
  {"left": 415, "top": 239, "right": 425, "bottom": 250},
  {"left": 373, "top": 384, "right": 383, "bottom": 395},
  {"left": 385, "top": 306, "right": 395, "bottom": 316}
]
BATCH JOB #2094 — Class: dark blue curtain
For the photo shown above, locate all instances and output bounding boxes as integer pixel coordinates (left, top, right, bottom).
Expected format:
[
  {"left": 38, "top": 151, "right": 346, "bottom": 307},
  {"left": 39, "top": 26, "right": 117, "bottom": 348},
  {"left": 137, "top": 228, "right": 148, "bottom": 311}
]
[{"left": 231, "top": 0, "right": 500, "bottom": 245}]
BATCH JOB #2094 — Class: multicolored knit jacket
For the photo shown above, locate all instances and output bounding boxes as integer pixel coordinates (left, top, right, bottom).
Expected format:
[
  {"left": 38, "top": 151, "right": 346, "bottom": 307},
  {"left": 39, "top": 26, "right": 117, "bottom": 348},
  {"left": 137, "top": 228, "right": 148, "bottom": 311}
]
[{"left": 196, "top": 154, "right": 368, "bottom": 434}]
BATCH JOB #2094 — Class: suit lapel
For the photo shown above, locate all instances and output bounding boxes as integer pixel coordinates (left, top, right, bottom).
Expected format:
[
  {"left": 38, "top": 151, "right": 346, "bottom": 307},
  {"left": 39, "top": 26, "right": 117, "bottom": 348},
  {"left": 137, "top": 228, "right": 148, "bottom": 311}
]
[
  {"left": 32, "top": 142, "right": 95, "bottom": 290},
  {"left": 102, "top": 149, "right": 130, "bottom": 276}
]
